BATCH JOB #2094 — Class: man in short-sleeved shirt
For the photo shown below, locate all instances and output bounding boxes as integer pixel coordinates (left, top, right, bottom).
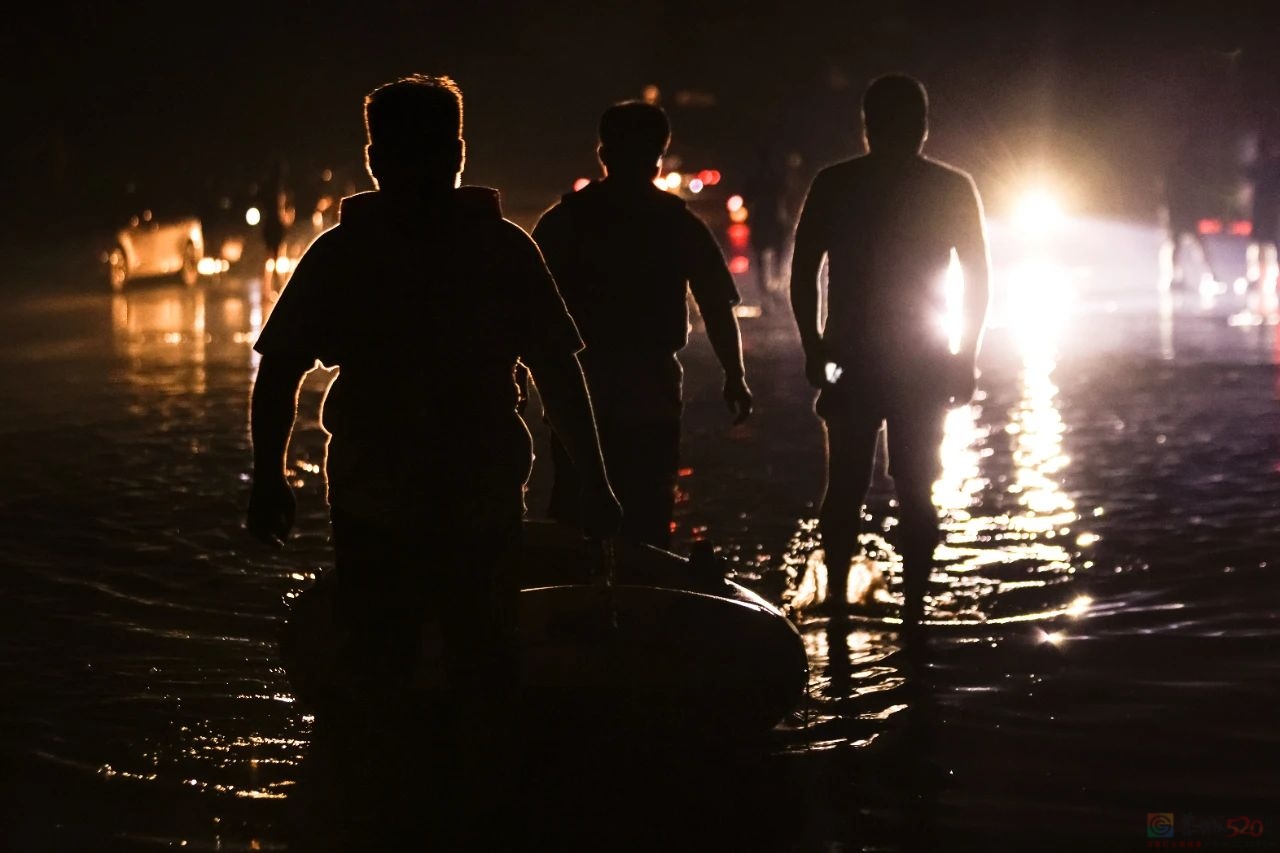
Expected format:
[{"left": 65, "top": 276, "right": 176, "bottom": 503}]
[
  {"left": 246, "top": 75, "right": 619, "bottom": 695},
  {"left": 790, "top": 74, "right": 990, "bottom": 631},
  {"left": 532, "top": 100, "right": 752, "bottom": 548},
  {"left": 256, "top": 184, "right": 583, "bottom": 523}
]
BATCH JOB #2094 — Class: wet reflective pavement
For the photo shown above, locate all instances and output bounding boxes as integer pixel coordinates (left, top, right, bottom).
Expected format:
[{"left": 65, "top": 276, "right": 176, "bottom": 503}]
[{"left": 3, "top": 220, "right": 1279, "bottom": 850}]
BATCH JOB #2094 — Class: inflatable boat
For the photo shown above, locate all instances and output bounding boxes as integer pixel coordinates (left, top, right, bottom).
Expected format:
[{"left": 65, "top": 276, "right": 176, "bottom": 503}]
[{"left": 280, "top": 520, "right": 809, "bottom": 735}]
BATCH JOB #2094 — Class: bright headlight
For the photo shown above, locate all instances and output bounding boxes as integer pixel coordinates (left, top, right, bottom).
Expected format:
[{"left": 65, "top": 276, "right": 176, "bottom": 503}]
[{"left": 1015, "top": 188, "right": 1065, "bottom": 233}]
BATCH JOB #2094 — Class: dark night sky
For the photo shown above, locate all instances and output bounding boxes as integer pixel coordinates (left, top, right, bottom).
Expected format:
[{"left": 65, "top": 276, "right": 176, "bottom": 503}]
[{"left": 4, "top": 0, "right": 1279, "bottom": 243}]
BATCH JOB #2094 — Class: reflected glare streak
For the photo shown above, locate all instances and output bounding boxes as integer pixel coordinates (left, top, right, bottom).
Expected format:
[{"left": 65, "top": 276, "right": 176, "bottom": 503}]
[
  {"left": 934, "top": 404, "right": 986, "bottom": 519},
  {"left": 766, "top": 241, "right": 1095, "bottom": 753},
  {"left": 859, "top": 702, "right": 909, "bottom": 721},
  {"left": 1009, "top": 351, "right": 1077, "bottom": 542},
  {"left": 998, "top": 580, "right": 1049, "bottom": 591},
  {"left": 109, "top": 285, "right": 241, "bottom": 396},
  {"left": 851, "top": 677, "right": 906, "bottom": 699},
  {"left": 1066, "top": 595, "right": 1092, "bottom": 617},
  {"left": 933, "top": 316, "right": 1081, "bottom": 621},
  {"left": 801, "top": 624, "right": 829, "bottom": 671}
]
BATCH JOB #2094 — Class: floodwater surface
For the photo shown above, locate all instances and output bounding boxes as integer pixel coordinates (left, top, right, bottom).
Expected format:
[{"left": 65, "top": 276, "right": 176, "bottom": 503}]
[{"left": 2, "top": 222, "right": 1278, "bottom": 851}]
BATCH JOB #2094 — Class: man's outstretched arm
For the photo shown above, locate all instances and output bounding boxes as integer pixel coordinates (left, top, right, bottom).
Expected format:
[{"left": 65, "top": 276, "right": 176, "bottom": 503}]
[
  {"left": 790, "top": 177, "right": 829, "bottom": 388},
  {"left": 247, "top": 351, "right": 315, "bottom": 547},
  {"left": 686, "top": 217, "right": 752, "bottom": 424},
  {"left": 700, "top": 303, "right": 752, "bottom": 424}
]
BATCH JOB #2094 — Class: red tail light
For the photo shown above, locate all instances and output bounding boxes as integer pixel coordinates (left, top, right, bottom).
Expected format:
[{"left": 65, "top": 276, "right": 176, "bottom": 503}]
[{"left": 1198, "top": 218, "right": 1223, "bottom": 235}]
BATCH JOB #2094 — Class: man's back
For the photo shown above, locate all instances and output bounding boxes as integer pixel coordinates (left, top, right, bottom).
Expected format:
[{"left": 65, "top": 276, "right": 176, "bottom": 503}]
[
  {"left": 533, "top": 179, "right": 739, "bottom": 359},
  {"left": 255, "top": 186, "right": 581, "bottom": 515},
  {"left": 797, "top": 153, "right": 983, "bottom": 367},
  {"left": 532, "top": 164, "right": 749, "bottom": 545},
  {"left": 787, "top": 73, "right": 990, "bottom": 622}
]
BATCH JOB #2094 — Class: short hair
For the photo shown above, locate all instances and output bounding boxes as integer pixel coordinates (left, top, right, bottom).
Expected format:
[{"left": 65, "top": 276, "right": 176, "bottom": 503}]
[
  {"left": 599, "top": 100, "right": 671, "bottom": 158},
  {"left": 862, "top": 74, "right": 928, "bottom": 145},
  {"left": 364, "top": 74, "right": 463, "bottom": 150}
]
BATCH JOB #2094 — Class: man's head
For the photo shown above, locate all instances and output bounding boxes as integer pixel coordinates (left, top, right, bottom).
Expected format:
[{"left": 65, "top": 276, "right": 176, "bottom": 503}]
[
  {"left": 861, "top": 74, "right": 928, "bottom": 155},
  {"left": 363, "top": 74, "right": 465, "bottom": 191},
  {"left": 597, "top": 101, "right": 671, "bottom": 181}
]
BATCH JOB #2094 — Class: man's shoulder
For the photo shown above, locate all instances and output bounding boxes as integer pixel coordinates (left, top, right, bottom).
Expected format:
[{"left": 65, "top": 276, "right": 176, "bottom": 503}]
[
  {"left": 454, "top": 185, "right": 502, "bottom": 218},
  {"left": 486, "top": 217, "right": 547, "bottom": 268},
  {"left": 533, "top": 198, "right": 571, "bottom": 231},
  {"left": 919, "top": 156, "right": 978, "bottom": 191},
  {"left": 817, "top": 155, "right": 975, "bottom": 186},
  {"left": 817, "top": 155, "right": 875, "bottom": 178},
  {"left": 670, "top": 197, "right": 707, "bottom": 232},
  {"left": 650, "top": 184, "right": 690, "bottom": 212},
  {"left": 291, "top": 223, "right": 350, "bottom": 270},
  {"left": 807, "top": 157, "right": 886, "bottom": 199}
]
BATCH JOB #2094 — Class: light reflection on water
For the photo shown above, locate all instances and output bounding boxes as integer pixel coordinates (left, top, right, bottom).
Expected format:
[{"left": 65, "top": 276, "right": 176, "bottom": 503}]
[
  {"left": 4, "top": 234, "right": 1280, "bottom": 847},
  {"left": 776, "top": 268, "right": 1106, "bottom": 750}
]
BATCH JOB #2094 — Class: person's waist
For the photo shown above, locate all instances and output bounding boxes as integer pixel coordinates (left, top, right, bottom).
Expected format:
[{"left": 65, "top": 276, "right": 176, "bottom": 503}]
[
  {"left": 325, "top": 423, "right": 533, "bottom": 494},
  {"left": 576, "top": 312, "right": 689, "bottom": 349},
  {"left": 326, "top": 410, "right": 529, "bottom": 444},
  {"left": 578, "top": 345, "right": 682, "bottom": 367},
  {"left": 322, "top": 381, "right": 521, "bottom": 428}
]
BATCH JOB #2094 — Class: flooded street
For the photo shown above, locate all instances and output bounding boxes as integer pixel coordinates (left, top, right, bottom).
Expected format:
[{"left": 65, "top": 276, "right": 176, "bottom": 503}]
[{"left": 3, "top": 218, "right": 1279, "bottom": 851}]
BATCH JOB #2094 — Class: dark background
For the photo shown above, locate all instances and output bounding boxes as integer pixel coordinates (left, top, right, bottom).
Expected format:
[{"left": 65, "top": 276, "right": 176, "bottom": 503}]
[{"left": 3, "top": 0, "right": 1278, "bottom": 243}]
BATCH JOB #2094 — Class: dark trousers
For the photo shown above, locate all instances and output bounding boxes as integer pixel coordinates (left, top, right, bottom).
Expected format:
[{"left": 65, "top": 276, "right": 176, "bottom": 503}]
[
  {"left": 329, "top": 507, "right": 521, "bottom": 696},
  {"left": 547, "top": 354, "right": 683, "bottom": 549},
  {"left": 817, "top": 388, "right": 949, "bottom": 616},
  {"left": 547, "top": 416, "right": 681, "bottom": 549}
]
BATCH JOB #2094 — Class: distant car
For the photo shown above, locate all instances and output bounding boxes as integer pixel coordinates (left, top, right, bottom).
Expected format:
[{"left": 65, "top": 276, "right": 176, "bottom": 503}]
[{"left": 104, "top": 209, "right": 204, "bottom": 290}]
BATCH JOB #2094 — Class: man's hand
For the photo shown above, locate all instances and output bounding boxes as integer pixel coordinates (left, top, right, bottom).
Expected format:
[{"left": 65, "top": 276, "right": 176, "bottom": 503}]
[
  {"left": 803, "top": 344, "right": 830, "bottom": 390},
  {"left": 580, "top": 481, "right": 623, "bottom": 541},
  {"left": 246, "top": 474, "right": 296, "bottom": 548},
  {"left": 723, "top": 375, "right": 753, "bottom": 425},
  {"left": 946, "top": 357, "right": 978, "bottom": 408}
]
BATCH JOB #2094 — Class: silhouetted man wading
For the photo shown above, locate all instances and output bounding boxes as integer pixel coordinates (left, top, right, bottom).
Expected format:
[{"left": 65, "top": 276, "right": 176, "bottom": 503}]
[
  {"left": 790, "top": 74, "right": 990, "bottom": 630},
  {"left": 533, "top": 101, "right": 752, "bottom": 549},
  {"left": 246, "top": 75, "right": 619, "bottom": 702}
]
